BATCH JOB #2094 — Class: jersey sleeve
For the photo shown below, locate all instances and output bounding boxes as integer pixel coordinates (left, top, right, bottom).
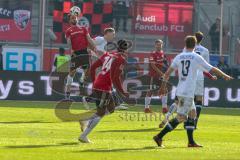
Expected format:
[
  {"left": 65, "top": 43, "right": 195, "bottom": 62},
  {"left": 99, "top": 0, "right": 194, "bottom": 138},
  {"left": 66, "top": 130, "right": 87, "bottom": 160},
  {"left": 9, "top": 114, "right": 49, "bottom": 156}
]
[
  {"left": 65, "top": 29, "right": 70, "bottom": 39},
  {"left": 149, "top": 53, "right": 154, "bottom": 63},
  {"left": 203, "top": 71, "right": 215, "bottom": 80},
  {"left": 205, "top": 49, "right": 210, "bottom": 63},
  {"left": 196, "top": 54, "right": 213, "bottom": 72},
  {"left": 111, "top": 58, "right": 126, "bottom": 95},
  {"left": 83, "top": 26, "right": 89, "bottom": 36},
  {"left": 170, "top": 56, "right": 178, "bottom": 69},
  {"left": 53, "top": 57, "right": 57, "bottom": 67},
  {"left": 94, "top": 36, "right": 103, "bottom": 45}
]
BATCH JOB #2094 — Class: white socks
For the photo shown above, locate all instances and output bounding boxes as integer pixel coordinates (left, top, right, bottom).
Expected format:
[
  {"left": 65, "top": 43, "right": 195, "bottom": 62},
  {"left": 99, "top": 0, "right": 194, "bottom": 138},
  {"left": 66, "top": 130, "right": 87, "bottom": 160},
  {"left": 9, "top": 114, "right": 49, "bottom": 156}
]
[
  {"left": 145, "top": 96, "right": 168, "bottom": 109},
  {"left": 166, "top": 102, "right": 177, "bottom": 119},
  {"left": 81, "top": 114, "right": 101, "bottom": 137},
  {"left": 66, "top": 75, "right": 73, "bottom": 85},
  {"left": 80, "top": 71, "right": 85, "bottom": 83},
  {"left": 145, "top": 97, "right": 151, "bottom": 108}
]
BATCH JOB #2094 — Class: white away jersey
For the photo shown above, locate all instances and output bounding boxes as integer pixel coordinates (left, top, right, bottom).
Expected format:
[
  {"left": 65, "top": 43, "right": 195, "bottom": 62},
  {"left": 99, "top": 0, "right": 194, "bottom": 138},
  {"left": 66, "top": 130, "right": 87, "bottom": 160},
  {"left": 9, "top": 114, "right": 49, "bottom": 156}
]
[
  {"left": 195, "top": 44, "right": 210, "bottom": 80},
  {"left": 94, "top": 36, "right": 107, "bottom": 53},
  {"left": 171, "top": 51, "right": 213, "bottom": 98}
]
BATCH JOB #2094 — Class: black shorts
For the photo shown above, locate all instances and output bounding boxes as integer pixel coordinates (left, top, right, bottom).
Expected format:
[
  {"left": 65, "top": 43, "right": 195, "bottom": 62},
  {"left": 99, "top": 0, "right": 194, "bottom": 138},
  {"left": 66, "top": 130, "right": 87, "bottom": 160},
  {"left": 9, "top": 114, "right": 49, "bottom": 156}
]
[
  {"left": 70, "top": 49, "right": 89, "bottom": 70},
  {"left": 174, "top": 96, "right": 179, "bottom": 102},
  {"left": 148, "top": 76, "right": 172, "bottom": 95},
  {"left": 149, "top": 77, "right": 161, "bottom": 91},
  {"left": 92, "top": 90, "right": 116, "bottom": 116}
]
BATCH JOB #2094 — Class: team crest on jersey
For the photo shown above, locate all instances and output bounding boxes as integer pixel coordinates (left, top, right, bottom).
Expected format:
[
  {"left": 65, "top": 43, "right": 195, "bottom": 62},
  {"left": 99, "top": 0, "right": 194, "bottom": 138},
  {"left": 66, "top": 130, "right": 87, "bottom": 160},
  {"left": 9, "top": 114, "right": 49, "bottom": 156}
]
[
  {"left": 13, "top": 10, "right": 31, "bottom": 31},
  {"left": 78, "top": 16, "right": 90, "bottom": 29}
]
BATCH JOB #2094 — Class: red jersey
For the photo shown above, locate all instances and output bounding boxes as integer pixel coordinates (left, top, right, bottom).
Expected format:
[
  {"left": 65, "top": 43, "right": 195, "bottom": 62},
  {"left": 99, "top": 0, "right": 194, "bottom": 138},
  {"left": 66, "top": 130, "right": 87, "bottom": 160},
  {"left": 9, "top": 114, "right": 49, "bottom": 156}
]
[
  {"left": 65, "top": 25, "right": 89, "bottom": 51},
  {"left": 149, "top": 51, "right": 165, "bottom": 77},
  {"left": 91, "top": 52, "right": 126, "bottom": 93}
]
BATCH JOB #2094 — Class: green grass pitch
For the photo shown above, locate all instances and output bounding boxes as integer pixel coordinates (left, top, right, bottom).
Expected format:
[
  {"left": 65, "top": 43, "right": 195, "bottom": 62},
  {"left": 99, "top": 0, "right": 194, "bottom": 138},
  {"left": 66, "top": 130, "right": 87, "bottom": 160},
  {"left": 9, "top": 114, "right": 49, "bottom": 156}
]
[{"left": 0, "top": 100, "right": 239, "bottom": 160}]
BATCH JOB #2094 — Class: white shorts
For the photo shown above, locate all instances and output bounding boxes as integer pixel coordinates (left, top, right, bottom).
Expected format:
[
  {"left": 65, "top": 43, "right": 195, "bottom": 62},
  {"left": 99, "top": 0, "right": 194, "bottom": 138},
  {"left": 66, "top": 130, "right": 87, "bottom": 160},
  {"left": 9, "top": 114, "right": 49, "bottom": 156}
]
[
  {"left": 194, "top": 80, "right": 204, "bottom": 96},
  {"left": 177, "top": 96, "right": 196, "bottom": 116}
]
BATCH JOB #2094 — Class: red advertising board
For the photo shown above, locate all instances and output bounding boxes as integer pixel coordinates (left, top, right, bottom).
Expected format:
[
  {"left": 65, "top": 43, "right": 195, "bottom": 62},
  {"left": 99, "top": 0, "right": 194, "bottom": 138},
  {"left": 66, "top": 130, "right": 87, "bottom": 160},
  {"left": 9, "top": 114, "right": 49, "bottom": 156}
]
[
  {"left": 0, "top": 7, "right": 32, "bottom": 42},
  {"left": 132, "top": 2, "right": 193, "bottom": 36}
]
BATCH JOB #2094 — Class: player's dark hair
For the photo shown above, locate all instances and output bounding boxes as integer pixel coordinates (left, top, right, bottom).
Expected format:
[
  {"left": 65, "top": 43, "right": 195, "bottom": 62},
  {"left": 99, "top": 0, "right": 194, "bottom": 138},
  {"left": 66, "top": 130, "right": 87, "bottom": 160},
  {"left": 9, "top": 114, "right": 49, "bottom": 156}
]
[
  {"left": 104, "top": 28, "right": 115, "bottom": 35},
  {"left": 67, "top": 14, "right": 71, "bottom": 22},
  {"left": 185, "top": 36, "right": 197, "bottom": 49},
  {"left": 117, "top": 39, "right": 132, "bottom": 52},
  {"left": 59, "top": 47, "right": 65, "bottom": 54},
  {"left": 195, "top": 31, "right": 204, "bottom": 44},
  {"left": 155, "top": 39, "right": 163, "bottom": 44}
]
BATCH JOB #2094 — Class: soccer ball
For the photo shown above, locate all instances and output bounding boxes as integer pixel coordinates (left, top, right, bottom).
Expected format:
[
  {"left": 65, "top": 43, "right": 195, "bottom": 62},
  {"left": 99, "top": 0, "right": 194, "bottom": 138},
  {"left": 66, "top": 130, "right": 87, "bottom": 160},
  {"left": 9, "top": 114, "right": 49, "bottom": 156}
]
[{"left": 70, "top": 6, "right": 81, "bottom": 17}]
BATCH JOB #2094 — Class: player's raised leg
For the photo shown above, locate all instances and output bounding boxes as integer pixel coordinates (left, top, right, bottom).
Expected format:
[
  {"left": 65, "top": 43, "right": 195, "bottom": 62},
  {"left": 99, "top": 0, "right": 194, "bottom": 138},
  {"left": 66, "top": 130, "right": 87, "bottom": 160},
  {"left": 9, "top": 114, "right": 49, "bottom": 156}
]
[
  {"left": 65, "top": 70, "right": 75, "bottom": 99},
  {"left": 64, "top": 7, "right": 96, "bottom": 99},
  {"left": 159, "top": 97, "right": 178, "bottom": 128},
  {"left": 154, "top": 97, "right": 200, "bottom": 147},
  {"left": 79, "top": 91, "right": 110, "bottom": 143},
  {"left": 79, "top": 39, "right": 131, "bottom": 143}
]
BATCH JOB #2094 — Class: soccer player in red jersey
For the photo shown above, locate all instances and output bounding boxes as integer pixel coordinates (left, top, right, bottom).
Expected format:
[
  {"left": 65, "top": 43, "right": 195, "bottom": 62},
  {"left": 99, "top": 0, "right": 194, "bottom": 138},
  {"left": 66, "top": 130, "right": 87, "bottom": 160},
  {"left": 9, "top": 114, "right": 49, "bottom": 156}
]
[
  {"left": 65, "top": 13, "right": 96, "bottom": 99},
  {"left": 78, "top": 39, "right": 131, "bottom": 143},
  {"left": 144, "top": 39, "right": 169, "bottom": 113}
]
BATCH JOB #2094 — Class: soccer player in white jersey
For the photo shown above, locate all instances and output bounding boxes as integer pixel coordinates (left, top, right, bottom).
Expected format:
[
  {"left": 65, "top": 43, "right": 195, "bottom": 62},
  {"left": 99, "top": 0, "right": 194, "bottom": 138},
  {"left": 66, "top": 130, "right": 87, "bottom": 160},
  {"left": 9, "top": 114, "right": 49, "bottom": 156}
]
[
  {"left": 153, "top": 36, "right": 233, "bottom": 147},
  {"left": 94, "top": 28, "right": 115, "bottom": 56},
  {"left": 159, "top": 32, "right": 217, "bottom": 129},
  {"left": 191, "top": 31, "right": 213, "bottom": 128}
]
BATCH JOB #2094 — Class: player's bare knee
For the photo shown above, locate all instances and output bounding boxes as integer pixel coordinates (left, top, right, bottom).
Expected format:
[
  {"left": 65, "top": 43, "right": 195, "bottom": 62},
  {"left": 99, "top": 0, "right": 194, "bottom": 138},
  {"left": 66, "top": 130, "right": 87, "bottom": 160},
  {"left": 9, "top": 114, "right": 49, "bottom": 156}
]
[
  {"left": 176, "top": 114, "right": 187, "bottom": 122},
  {"left": 174, "top": 97, "right": 179, "bottom": 105},
  {"left": 69, "top": 70, "right": 76, "bottom": 77},
  {"left": 66, "top": 75, "right": 74, "bottom": 85},
  {"left": 195, "top": 99, "right": 203, "bottom": 107},
  {"left": 188, "top": 109, "right": 196, "bottom": 119},
  {"left": 194, "top": 96, "right": 203, "bottom": 103}
]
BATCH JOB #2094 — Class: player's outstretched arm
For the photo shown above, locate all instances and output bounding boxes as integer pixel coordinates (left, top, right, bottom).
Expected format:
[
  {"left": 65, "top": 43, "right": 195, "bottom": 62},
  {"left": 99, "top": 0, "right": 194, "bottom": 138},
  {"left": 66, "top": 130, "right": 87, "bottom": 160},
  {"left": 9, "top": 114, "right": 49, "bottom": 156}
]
[
  {"left": 111, "top": 60, "right": 129, "bottom": 98},
  {"left": 163, "top": 67, "right": 175, "bottom": 81},
  {"left": 86, "top": 34, "right": 97, "bottom": 51},
  {"left": 159, "top": 67, "right": 174, "bottom": 96},
  {"left": 112, "top": 68, "right": 128, "bottom": 97},
  {"left": 203, "top": 72, "right": 217, "bottom": 80},
  {"left": 196, "top": 53, "right": 232, "bottom": 81},
  {"left": 210, "top": 67, "right": 233, "bottom": 81}
]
